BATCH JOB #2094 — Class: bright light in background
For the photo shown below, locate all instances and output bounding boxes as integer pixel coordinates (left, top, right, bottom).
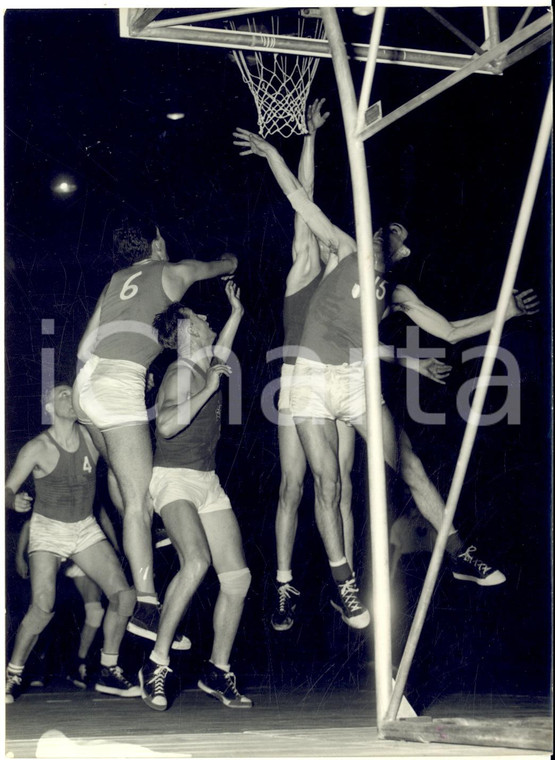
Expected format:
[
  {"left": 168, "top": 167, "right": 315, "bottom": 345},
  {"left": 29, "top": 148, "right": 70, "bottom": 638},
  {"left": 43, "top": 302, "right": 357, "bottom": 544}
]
[
  {"left": 166, "top": 112, "right": 185, "bottom": 121},
  {"left": 51, "top": 174, "right": 77, "bottom": 197}
]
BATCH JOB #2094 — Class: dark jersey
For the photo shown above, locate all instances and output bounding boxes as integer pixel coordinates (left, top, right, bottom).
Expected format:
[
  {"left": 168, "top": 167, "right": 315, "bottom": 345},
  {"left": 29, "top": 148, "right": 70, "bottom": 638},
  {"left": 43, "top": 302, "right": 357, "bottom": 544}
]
[
  {"left": 154, "top": 361, "right": 222, "bottom": 471},
  {"left": 33, "top": 427, "right": 97, "bottom": 523},
  {"left": 282, "top": 272, "right": 323, "bottom": 366},
  {"left": 299, "top": 254, "right": 391, "bottom": 365},
  {"left": 95, "top": 260, "right": 172, "bottom": 367}
]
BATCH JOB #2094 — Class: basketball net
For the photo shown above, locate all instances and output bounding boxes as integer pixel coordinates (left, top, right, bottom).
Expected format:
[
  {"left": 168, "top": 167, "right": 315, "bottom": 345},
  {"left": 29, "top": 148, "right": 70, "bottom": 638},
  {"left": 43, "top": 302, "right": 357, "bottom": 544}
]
[{"left": 230, "top": 18, "right": 325, "bottom": 139}]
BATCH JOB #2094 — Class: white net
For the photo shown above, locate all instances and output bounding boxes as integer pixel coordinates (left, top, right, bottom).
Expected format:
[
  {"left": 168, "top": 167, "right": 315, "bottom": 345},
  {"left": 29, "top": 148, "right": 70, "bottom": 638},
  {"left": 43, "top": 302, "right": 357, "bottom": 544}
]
[{"left": 230, "top": 18, "right": 325, "bottom": 138}]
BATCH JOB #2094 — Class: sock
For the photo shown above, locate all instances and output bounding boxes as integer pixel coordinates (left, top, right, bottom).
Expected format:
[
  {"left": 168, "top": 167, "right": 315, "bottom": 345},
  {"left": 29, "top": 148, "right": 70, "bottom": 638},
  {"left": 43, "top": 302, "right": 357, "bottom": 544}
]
[
  {"left": 100, "top": 651, "right": 118, "bottom": 668},
  {"left": 329, "top": 557, "right": 352, "bottom": 583},
  {"left": 7, "top": 663, "right": 24, "bottom": 676},
  {"left": 150, "top": 650, "right": 170, "bottom": 668},
  {"left": 210, "top": 660, "right": 230, "bottom": 673},
  {"left": 136, "top": 594, "right": 159, "bottom": 606},
  {"left": 445, "top": 532, "right": 464, "bottom": 558},
  {"left": 276, "top": 569, "right": 293, "bottom": 584}
]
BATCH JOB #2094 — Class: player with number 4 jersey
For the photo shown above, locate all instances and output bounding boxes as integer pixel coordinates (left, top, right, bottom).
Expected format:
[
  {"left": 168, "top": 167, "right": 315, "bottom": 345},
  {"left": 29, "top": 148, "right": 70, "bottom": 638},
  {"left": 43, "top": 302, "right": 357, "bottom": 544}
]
[
  {"left": 73, "top": 217, "right": 238, "bottom": 645},
  {"left": 5, "top": 385, "right": 139, "bottom": 703}
]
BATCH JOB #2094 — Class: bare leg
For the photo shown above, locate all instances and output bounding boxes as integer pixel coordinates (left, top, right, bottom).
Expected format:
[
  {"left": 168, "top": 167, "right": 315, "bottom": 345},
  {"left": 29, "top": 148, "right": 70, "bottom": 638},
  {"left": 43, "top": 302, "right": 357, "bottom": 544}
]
[
  {"left": 80, "top": 423, "right": 124, "bottom": 514},
  {"left": 201, "top": 510, "right": 248, "bottom": 668},
  {"left": 352, "top": 405, "right": 449, "bottom": 534},
  {"left": 102, "top": 424, "right": 155, "bottom": 595},
  {"left": 71, "top": 574, "right": 103, "bottom": 660},
  {"left": 152, "top": 500, "right": 210, "bottom": 662},
  {"left": 73, "top": 541, "right": 132, "bottom": 657},
  {"left": 10, "top": 552, "right": 60, "bottom": 668},
  {"left": 337, "top": 420, "right": 356, "bottom": 570},
  {"left": 294, "top": 417, "right": 344, "bottom": 563},
  {"left": 275, "top": 421, "right": 307, "bottom": 574}
]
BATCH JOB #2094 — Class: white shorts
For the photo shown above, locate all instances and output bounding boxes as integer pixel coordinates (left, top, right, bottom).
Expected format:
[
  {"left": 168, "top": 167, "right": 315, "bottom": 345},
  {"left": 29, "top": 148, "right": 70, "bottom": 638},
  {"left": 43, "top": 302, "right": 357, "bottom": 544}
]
[
  {"left": 150, "top": 467, "right": 232, "bottom": 516},
  {"left": 64, "top": 562, "right": 86, "bottom": 579},
  {"left": 289, "top": 357, "right": 382, "bottom": 422},
  {"left": 74, "top": 355, "right": 149, "bottom": 431},
  {"left": 277, "top": 363, "right": 296, "bottom": 412},
  {"left": 28, "top": 513, "right": 106, "bottom": 560}
]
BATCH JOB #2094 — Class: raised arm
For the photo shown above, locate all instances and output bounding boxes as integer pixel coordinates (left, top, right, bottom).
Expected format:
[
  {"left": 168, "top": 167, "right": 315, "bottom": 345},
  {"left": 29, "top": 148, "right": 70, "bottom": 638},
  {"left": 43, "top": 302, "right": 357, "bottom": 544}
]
[
  {"left": 163, "top": 254, "right": 238, "bottom": 302},
  {"left": 392, "top": 284, "right": 540, "bottom": 344},
  {"left": 156, "top": 361, "right": 231, "bottom": 439},
  {"left": 213, "top": 280, "right": 244, "bottom": 364},
  {"left": 289, "top": 100, "right": 331, "bottom": 289},
  {"left": 233, "top": 127, "right": 355, "bottom": 260}
]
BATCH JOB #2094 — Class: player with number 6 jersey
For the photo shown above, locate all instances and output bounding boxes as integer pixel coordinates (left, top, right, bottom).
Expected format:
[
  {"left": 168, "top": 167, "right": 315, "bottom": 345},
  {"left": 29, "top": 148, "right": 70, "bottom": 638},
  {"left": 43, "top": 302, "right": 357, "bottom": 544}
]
[{"left": 73, "top": 217, "right": 238, "bottom": 645}]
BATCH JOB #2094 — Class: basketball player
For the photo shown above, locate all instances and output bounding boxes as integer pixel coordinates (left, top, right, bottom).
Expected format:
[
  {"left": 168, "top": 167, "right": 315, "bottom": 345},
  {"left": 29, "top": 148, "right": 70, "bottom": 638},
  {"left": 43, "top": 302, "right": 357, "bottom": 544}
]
[
  {"left": 5, "top": 384, "right": 138, "bottom": 703},
  {"left": 270, "top": 99, "right": 356, "bottom": 633},
  {"left": 73, "top": 218, "right": 238, "bottom": 643},
  {"left": 139, "top": 280, "right": 252, "bottom": 711},
  {"left": 233, "top": 128, "right": 537, "bottom": 625}
]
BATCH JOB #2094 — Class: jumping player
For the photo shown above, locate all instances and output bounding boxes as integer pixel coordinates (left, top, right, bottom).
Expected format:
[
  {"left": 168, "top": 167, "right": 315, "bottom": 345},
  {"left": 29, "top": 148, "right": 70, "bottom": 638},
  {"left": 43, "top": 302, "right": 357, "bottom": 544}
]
[
  {"left": 270, "top": 100, "right": 356, "bottom": 633},
  {"left": 5, "top": 384, "right": 138, "bottom": 703},
  {"left": 233, "top": 128, "right": 537, "bottom": 626},
  {"left": 73, "top": 218, "right": 238, "bottom": 643},
  {"left": 139, "top": 280, "right": 252, "bottom": 712}
]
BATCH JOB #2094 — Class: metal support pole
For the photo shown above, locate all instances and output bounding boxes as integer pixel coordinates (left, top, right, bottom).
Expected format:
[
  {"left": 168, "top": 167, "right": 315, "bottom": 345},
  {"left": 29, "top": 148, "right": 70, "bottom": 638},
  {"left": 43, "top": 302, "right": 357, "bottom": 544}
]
[
  {"left": 119, "top": 13, "right": 498, "bottom": 74},
  {"left": 356, "top": 6, "right": 386, "bottom": 134},
  {"left": 320, "top": 6, "right": 393, "bottom": 731},
  {"left": 486, "top": 7, "right": 501, "bottom": 47},
  {"left": 385, "top": 78, "right": 553, "bottom": 724}
]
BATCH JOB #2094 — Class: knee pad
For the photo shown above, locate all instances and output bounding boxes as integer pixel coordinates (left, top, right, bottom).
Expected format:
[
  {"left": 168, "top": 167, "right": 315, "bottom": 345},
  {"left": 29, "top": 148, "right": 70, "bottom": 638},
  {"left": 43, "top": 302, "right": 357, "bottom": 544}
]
[
  {"left": 84, "top": 601, "right": 104, "bottom": 629},
  {"left": 108, "top": 587, "right": 137, "bottom": 618},
  {"left": 21, "top": 604, "right": 55, "bottom": 635},
  {"left": 218, "top": 568, "right": 251, "bottom": 598}
]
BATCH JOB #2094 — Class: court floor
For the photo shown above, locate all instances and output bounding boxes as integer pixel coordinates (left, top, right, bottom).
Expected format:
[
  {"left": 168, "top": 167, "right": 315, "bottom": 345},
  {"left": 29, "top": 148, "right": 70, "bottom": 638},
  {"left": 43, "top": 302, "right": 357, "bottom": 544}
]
[{"left": 4, "top": 681, "right": 552, "bottom": 759}]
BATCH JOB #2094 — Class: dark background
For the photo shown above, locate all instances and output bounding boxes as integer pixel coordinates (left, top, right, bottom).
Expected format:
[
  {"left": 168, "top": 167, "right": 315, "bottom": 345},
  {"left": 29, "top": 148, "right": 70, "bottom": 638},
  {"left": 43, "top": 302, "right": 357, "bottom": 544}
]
[{"left": 3, "top": 7, "right": 552, "bottom": 707}]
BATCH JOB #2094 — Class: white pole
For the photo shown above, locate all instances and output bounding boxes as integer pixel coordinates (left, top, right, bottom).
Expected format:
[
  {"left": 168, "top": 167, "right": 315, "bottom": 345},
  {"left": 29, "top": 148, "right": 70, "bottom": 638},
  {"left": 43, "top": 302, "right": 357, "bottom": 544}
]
[
  {"left": 356, "top": 7, "right": 386, "bottom": 135},
  {"left": 385, "top": 78, "right": 553, "bottom": 723},
  {"left": 321, "top": 7, "right": 393, "bottom": 730}
]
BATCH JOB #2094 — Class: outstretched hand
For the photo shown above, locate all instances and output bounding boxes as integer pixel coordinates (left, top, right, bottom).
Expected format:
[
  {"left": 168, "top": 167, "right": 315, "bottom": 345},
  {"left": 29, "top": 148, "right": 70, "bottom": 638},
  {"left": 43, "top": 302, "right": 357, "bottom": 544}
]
[
  {"left": 416, "top": 357, "right": 452, "bottom": 385},
  {"left": 225, "top": 279, "right": 244, "bottom": 315},
  {"left": 512, "top": 288, "right": 540, "bottom": 317},
  {"left": 307, "top": 98, "right": 330, "bottom": 135},
  {"left": 233, "top": 128, "right": 274, "bottom": 157}
]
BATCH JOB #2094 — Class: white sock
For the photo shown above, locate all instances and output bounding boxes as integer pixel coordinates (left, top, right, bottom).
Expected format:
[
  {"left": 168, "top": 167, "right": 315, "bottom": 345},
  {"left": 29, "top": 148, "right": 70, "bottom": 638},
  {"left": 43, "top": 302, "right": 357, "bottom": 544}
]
[
  {"left": 277, "top": 570, "right": 293, "bottom": 584},
  {"left": 100, "top": 651, "right": 118, "bottom": 668},
  {"left": 329, "top": 556, "right": 348, "bottom": 568},
  {"left": 150, "top": 650, "right": 170, "bottom": 667},
  {"left": 210, "top": 660, "right": 230, "bottom": 673}
]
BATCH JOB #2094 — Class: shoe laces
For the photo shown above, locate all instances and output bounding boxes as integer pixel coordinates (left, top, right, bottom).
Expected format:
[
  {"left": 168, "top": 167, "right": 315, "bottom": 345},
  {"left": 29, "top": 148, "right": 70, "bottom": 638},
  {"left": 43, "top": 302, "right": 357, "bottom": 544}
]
[
  {"left": 7, "top": 672, "right": 22, "bottom": 687},
  {"left": 458, "top": 545, "right": 492, "bottom": 575},
  {"left": 147, "top": 664, "right": 172, "bottom": 696},
  {"left": 277, "top": 583, "right": 300, "bottom": 613},
  {"left": 223, "top": 670, "right": 241, "bottom": 697},
  {"left": 108, "top": 665, "right": 132, "bottom": 685},
  {"left": 338, "top": 576, "right": 363, "bottom": 612}
]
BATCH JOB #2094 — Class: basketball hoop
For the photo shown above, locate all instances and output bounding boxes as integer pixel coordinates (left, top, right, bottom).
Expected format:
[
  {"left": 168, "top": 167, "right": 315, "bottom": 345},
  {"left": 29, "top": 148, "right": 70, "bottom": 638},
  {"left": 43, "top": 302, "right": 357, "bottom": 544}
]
[{"left": 229, "top": 17, "right": 325, "bottom": 139}]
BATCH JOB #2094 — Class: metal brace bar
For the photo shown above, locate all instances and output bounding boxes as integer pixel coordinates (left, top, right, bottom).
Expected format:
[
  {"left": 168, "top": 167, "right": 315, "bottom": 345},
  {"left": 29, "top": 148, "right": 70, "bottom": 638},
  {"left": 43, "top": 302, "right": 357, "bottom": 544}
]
[
  {"left": 424, "top": 7, "right": 485, "bottom": 55},
  {"left": 357, "top": 12, "right": 552, "bottom": 141}
]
